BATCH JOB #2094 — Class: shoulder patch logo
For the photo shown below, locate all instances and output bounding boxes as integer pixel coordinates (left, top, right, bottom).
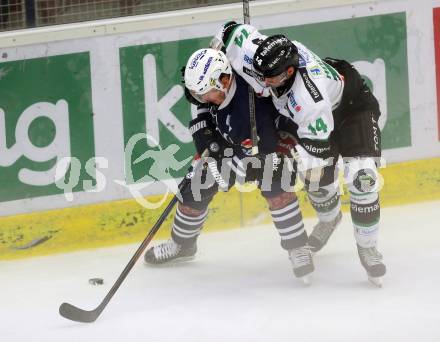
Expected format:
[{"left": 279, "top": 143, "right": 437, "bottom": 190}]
[{"left": 308, "top": 65, "right": 323, "bottom": 78}]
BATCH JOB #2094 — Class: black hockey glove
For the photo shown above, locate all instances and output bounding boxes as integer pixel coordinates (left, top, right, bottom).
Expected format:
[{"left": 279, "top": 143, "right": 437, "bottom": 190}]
[
  {"left": 274, "top": 114, "right": 299, "bottom": 140},
  {"left": 189, "top": 112, "right": 224, "bottom": 160}
]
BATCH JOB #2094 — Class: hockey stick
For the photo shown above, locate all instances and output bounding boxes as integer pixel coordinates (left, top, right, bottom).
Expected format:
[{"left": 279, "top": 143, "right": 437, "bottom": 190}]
[
  {"left": 59, "top": 153, "right": 207, "bottom": 323},
  {"left": 243, "top": 0, "right": 259, "bottom": 156}
]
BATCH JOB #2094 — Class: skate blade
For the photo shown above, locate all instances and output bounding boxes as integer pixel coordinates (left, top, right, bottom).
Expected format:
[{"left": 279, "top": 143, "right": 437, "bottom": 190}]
[
  {"left": 299, "top": 275, "right": 312, "bottom": 286},
  {"left": 144, "top": 255, "right": 196, "bottom": 268},
  {"left": 368, "top": 276, "right": 383, "bottom": 288}
]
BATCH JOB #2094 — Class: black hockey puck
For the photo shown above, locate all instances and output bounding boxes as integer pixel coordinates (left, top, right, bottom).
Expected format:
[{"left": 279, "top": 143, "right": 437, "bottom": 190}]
[{"left": 88, "top": 277, "right": 104, "bottom": 285}]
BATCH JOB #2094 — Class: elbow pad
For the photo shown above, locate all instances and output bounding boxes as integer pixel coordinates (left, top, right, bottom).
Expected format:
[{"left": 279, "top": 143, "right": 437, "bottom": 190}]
[{"left": 299, "top": 138, "right": 334, "bottom": 160}]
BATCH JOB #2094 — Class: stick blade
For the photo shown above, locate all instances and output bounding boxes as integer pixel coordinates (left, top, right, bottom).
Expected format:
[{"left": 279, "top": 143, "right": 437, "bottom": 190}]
[{"left": 59, "top": 302, "right": 99, "bottom": 323}]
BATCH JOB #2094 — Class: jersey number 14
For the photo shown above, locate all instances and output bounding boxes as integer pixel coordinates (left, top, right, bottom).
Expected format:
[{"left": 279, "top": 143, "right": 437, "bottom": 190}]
[{"left": 308, "top": 118, "right": 328, "bottom": 135}]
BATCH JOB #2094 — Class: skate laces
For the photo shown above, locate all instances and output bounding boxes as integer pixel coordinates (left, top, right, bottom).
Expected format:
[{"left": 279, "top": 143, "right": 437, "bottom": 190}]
[
  {"left": 359, "top": 246, "right": 383, "bottom": 266},
  {"left": 154, "top": 239, "right": 181, "bottom": 261},
  {"left": 290, "top": 246, "right": 312, "bottom": 267}
]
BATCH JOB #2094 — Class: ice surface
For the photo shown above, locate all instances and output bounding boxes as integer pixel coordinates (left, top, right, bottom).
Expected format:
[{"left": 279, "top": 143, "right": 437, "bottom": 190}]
[{"left": 1, "top": 201, "right": 439, "bottom": 342}]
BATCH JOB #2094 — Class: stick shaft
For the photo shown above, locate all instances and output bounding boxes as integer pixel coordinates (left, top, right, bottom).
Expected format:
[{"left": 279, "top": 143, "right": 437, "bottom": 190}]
[
  {"left": 59, "top": 155, "right": 206, "bottom": 322},
  {"left": 242, "top": 0, "right": 259, "bottom": 155},
  {"left": 98, "top": 192, "right": 182, "bottom": 311},
  {"left": 243, "top": 0, "right": 250, "bottom": 24}
]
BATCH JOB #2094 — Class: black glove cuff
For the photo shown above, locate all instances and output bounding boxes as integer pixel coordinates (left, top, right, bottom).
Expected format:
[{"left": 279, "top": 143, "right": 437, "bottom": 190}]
[{"left": 189, "top": 113, "right": 219, "bottom": 156}]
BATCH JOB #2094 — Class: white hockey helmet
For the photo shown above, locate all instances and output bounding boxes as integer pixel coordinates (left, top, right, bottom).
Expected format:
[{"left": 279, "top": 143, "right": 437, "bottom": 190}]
[{"left": 184, "top": 48, "right": 232, "bottom": 103}]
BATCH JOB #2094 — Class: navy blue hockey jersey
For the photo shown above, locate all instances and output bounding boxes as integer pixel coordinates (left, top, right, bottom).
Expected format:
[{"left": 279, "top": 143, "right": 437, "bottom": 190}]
[{"left": 202, "top": 73, "right": 279, "bottom": 157}]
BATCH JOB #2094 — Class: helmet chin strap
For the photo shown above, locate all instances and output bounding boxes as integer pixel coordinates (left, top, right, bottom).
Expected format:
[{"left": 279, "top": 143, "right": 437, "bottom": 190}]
[{"left": 270, "top": 72, "right": 294, "bottom": 97}]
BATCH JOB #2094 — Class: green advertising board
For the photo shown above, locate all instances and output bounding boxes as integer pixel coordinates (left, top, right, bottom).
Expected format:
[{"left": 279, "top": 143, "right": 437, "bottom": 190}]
[
  {"left": 0, "top": 52, "right": 95, "bottom": 202},
  {"left": 0, "top": 12, "right": 410, "bottom": 204},
  {"left": 120, "top": 37, "right": 211, "bottom": 183},
  {"left": 120, "top": 12, "right": 410, "bottom": 182}
]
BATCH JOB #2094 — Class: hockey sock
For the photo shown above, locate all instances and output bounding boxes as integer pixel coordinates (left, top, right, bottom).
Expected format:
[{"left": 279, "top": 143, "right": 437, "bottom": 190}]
[
  {"left": 345, "top": 157, "right": 381, "bottom": 248},
  {"left": 269, "top": 196, "right": 307, "bottom": 250},
  {"left": 350, "top": 191, "right": 380, "bottom": 248},
  {"left": 171, "top": 206, "right": 208, "bottom": 248}
]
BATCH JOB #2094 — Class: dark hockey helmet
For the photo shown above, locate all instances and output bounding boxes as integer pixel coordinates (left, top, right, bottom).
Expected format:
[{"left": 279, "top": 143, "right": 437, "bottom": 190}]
[{"left": 253, "top": 34, "right": 299, "bottom": 78}]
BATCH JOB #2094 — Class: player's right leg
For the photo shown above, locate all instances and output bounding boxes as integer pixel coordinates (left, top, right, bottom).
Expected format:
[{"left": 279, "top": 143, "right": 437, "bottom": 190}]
[
  {"left": 143, "top": 203, "right": 208, "bottom": 265},
  {"left": 344, "top": 156, "right": 386, "bottom": 286},
  {"left": 144, "top": 168, "right": 219, "bottom": 265},
  {"left": 304, "top": 164, "right": 343, "bottom": 253},
  {"left": 339, "top": 107, "right": 386, "bottom": 286},
  {"left": 262, "top": 187, "right": 314, "bottom": 284}
]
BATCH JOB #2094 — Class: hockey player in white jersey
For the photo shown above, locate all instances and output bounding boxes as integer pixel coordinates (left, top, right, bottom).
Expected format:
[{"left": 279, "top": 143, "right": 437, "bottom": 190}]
[
  {"left": 211, "top": 22, "right": 386, "bottom": 286},
  {"left": 144, "top": 48, "right": 314, "bottom": 284}
]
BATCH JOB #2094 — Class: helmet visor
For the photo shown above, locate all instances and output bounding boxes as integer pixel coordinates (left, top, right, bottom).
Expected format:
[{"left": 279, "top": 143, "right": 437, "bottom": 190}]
[{"left": 263, "top": 71, "right": 288, "bottom": 86}]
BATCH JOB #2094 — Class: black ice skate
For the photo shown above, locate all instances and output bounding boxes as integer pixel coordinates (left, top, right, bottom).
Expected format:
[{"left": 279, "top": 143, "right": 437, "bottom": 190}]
[
  {"left": 357, "top": 244, "right": 386, "bottom": 287},
  {"left": 288, "top": 245, "right": 315, "bottom": 285},
  {"left": 144, "top": 239, "right": 197, "bottom": 265},
  {"left": 308, "top": 211, "right": 342, "bottom": 253}
]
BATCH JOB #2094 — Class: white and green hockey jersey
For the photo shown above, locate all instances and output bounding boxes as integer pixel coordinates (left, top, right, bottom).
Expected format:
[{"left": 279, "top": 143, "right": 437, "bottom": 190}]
[{"left": 220, "top": 24, "right": 344, "bottom": 151}]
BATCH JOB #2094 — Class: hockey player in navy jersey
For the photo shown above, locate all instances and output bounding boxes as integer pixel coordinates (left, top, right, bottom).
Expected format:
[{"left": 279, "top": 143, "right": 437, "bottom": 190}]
[
  {"left": 144, "top": 48, "right": 314, "bottom": 283},
  {"left": 211, "top": 22, "right": 386, "bottom": 286}
]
